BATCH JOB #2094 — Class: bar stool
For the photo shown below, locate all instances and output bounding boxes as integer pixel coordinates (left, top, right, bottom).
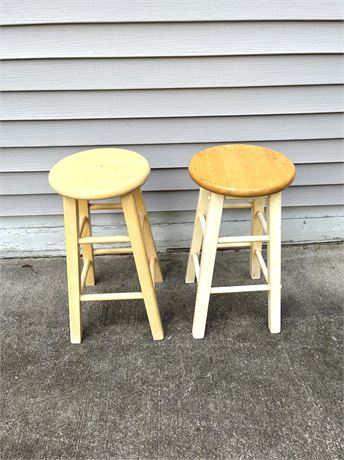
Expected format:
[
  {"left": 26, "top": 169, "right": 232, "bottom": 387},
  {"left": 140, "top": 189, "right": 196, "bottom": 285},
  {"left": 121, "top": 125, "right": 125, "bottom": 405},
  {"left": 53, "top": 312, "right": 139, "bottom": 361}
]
[
  {"left": 185, "top": 144, "right": 296, "bottom": 338},
  {"left": 48, "top": 148, "right": 164, "bottom": 343}
]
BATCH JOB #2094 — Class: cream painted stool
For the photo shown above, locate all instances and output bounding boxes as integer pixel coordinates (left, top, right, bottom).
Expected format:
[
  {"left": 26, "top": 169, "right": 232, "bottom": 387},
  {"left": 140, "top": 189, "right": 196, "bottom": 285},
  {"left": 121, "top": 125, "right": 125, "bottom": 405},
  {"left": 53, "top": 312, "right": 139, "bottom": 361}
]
[
  {"left": 49, "top": 148, "right": 164, "bottom": 343},
  {"left": 185, "top": 144, "right": 296, "bottom": 339}
]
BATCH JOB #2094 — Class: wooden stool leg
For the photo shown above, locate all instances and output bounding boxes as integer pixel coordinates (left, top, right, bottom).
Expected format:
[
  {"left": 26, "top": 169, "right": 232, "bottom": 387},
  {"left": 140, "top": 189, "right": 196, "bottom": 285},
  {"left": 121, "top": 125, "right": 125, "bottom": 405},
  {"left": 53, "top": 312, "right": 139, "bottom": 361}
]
[
  {"left": 78, "top": 199, "right": 95, "bottom": 286},
  {"left": 63, "top": 197, "right": 82, "bottom": 344},
  {"left": 133, "top": 188, "right": 163, "bottom": 283},
  {"left": 185, "top": 187, "right": 210, "bottom": 283},
  {"left": 267, "top": 192, "right": 282, "bottom": 333},
  {"left": 192, "top": 192, "right": 224, "bottom": 339},
  {"left": 250, "top": 197, "right": 265, "bottom": 279},
  {"left": 121, "top": 192, "right": 164, "bottom": 341}
]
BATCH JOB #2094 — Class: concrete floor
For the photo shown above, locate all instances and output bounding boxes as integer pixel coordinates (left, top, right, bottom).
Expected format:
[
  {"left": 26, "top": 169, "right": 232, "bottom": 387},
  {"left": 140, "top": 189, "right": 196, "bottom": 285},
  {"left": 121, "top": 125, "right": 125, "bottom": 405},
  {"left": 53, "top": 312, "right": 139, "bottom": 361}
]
[{"left": 1, "top": 244, "right": 343, "bottom": 460}]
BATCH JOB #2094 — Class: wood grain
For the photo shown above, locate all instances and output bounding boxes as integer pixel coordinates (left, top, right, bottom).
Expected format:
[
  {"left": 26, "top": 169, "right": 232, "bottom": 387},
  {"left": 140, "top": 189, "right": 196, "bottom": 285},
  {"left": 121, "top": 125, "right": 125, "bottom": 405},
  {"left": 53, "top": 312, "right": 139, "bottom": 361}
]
[
  {"left": 189, "top": 144, "right": 296, "bottom": 197},
  {"left": 48, "top": 148, "right": 150, "bottom": 199}
]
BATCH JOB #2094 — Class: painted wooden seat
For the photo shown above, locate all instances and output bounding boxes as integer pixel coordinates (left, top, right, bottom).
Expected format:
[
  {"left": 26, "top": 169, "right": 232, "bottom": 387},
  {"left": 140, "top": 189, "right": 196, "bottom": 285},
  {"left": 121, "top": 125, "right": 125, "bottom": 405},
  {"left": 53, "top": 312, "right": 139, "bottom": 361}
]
[
  {"left": 49, "top": 148, "right": 151, "bottom": 200},
  {"left": 186, "top": 144, "right": 296, "bottom": 339},
  {"left": 49, "top": 148, "right": 163, "bottom": 344},
  {"left": 188, "top": 144, "right": 296, "bottom": 197}
]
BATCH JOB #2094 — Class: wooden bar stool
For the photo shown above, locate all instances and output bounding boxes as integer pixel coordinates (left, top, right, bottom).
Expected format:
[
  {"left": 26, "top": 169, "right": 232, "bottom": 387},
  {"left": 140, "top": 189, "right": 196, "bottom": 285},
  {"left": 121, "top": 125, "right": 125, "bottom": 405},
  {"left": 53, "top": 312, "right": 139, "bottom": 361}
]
[
  {"left": 48, "top": 148, "right": 164, "bottom": 343},
  {"left": 185, "top": 144, "right": 296, "bottom": 339}
]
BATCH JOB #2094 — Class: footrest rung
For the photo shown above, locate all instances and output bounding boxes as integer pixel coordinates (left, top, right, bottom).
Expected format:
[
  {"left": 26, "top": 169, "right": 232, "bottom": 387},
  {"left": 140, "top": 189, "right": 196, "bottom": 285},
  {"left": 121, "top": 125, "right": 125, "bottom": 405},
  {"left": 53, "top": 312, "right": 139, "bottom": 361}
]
[
  {"left": 218, "top": 235, "right": 269, "bottom": 244},
  {"left": 210, "top": 284, "right": 269, "bottom": 294},
  {"left": 78, "top": 235, "right": 130, "bottom": 244},
  {"left": 80, "top": 292, "right": 144, "bottom": 301},
  {"left": 217, "top": 242, "right": 252, "bottom": 249},
  {"left": 93, "top": 247, "right": 133, "bottom": 255}
]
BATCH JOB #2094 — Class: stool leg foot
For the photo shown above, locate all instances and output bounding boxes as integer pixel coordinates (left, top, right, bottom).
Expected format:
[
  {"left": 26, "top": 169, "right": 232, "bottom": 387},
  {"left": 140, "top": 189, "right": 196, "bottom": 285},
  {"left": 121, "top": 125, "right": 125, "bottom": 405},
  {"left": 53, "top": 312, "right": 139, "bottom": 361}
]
[
  {"left": 192, "top": 192, "right": 224, "bottom": 339},
  {"left": 250, "top": 197, "right": 265, "bottom": 279},
  {"left": 133, "top": 188, "right": 163, "bottom": 283},
  {"left": 186, "top": 187, "right": 210, "bottom": 283},
  {"left": 122, "top": 192, "right": 164, "bottom": 341},
  {"left": 63, "top": 197, "right": 82, "bottom": 344},
  {"left": 78, "top": 199, "right": 95, "bottom": 286},
  {"left": 267, "top": 192, "right": 282, "bottom": 333}
]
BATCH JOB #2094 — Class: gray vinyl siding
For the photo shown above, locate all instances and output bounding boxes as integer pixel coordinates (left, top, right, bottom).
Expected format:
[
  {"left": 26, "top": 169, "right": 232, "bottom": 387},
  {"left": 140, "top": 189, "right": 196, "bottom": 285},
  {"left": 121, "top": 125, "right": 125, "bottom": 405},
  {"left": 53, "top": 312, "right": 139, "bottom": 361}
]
[{"left": 0, "top": 1, "right": 343, "bottom": 254}]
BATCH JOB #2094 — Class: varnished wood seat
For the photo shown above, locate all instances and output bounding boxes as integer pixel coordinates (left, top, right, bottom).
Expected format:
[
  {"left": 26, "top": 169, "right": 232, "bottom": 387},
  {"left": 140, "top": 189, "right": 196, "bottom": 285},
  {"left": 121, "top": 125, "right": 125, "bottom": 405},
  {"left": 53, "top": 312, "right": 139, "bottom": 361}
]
[
  {"left": 49, "top": 148, "right": 150, "bottom": 200},
  {"left": 189, "top": 144, "right": 296, "bottom": 197}
]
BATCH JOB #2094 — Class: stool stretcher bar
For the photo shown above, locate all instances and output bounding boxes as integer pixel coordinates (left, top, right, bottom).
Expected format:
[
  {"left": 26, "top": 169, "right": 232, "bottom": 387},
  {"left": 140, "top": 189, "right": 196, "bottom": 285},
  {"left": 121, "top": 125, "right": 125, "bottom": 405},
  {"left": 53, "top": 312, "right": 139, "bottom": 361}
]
[
  {"left": 78, "top": 235, "right": 130, "bottom": 244},
  {"left": 149, "top": 256, "right": 156, "bottom": 285},
  {"left": 80, "top": 292, "right": 144, "bottom": 301},
  {"left": 210, "top": 284, "right": 269, "bottom": 294},
  {"left": 80, "top": 258, "right": 91, "bottom": 291},
  {"left": 218, "top": 235, "right": 269, "bottom": 244},
  {"left": 255, "top": 249, "right": 268, "bottom": 282},
  {"left": 217, "top": 242, "right": 252, "bottom": 249},
  {"left": 192, "top": 252, "right": 200, "bottom": 282},
  {"left": 257, "top": 211, "right": 268, "bottom": 234},
  {"left": 223, "top": 202, "right": 252, "bottom": 209},
  {"left": 198, "top": 212, "right": 206, "bottom": 235},
  {"left": 93, "top": 247, "right": 133, "bottom": 255},
  {"left": 79, "top": 215, "right": 89, "bottom": 237},
  {"left": 89, "top": 203, "right": 122, "bottom": 210}
]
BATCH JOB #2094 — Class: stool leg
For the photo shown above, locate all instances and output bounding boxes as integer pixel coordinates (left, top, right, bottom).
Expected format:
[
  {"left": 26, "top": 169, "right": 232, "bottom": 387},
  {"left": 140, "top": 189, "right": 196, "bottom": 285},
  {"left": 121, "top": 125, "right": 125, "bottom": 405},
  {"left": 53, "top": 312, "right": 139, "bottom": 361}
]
[
  {"left": 250, "top": 197, "right": 265, "bottom": 279},
  {"left": 121, "top": 192, "right": 164, "bottom": 341},
  {"left": 63, "top": 197, "right": 82, "bottom": 344},
  {"left": 192, "top": 192, "right": 224, "bottom": 339},
  {"left": 78, "top": 199, "right": 95, "bottom": 286},
  {"left": 185, "top": 187, "right": 210, "bottom": 283},
  {"left": 133, "top": 188, "right": 163, "bottom": 283},
  {"left": 267, "top": 192, "right": 282, "bottom": 333}
]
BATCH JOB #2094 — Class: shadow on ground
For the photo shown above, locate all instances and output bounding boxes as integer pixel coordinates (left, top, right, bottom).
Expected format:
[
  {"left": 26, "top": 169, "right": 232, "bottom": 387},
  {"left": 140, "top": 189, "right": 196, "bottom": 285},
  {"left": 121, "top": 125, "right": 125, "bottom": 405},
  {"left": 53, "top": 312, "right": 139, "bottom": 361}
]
[{"left": 1, "top": 244, "right": 343, "bottom": 459}]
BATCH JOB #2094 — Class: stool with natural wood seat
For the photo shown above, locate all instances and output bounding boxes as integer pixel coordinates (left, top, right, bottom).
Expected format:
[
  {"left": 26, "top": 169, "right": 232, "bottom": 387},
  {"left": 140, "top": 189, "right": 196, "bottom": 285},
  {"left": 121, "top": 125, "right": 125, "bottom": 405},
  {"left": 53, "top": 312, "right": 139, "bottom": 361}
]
[
  {"left": 185, "top": 144, "right": 296, "bottom": 338},
  {"left": 48, "top": 148, "right": 164, "bottom": 343}
]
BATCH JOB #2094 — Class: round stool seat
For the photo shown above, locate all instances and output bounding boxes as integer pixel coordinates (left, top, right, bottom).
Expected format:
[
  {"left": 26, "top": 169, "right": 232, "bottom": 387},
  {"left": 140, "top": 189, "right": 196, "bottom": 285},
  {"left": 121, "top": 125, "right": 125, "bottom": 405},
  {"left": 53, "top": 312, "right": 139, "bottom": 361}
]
[
  {"left": 49, "top": 148, "right": 150, "bottom": 200},
  {"left": 189, "top": 144, "right": 296, "bottom": 197}
]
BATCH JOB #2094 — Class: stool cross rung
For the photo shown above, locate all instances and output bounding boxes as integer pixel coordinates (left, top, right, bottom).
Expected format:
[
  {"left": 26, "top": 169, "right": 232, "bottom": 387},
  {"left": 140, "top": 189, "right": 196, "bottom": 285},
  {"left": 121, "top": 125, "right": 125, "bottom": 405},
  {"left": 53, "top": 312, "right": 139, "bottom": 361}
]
[
  {"left": 80, "top": 292, "right": 144, "bottom": 301},
  {"left": 256, "top": 211, "right": 267, "bottom": 234},
  {"left": 197, "top": 212, "right": 206, "bottom": 235},
  {"left": 210, "top": 284, "right": 269, "bottom": 294},
  {"left": 192, "top": 252, "right": 200, "bottom": 282},
  {"left": 79, "top": 215, "right": 89, "bottom": 237},
  {"left": 80, "top": 258, "right": 91, "bottom": 291},
  {"left": 149, "top": 255, "right": 156, "bottom": 285},
  {"left": 255, "top": 249, "right": 268, "bottom": 282},
  {"left": 218, "top": 235, "right": 269, "bottom": 244},
  {"left": 223, "top": 202, "right": 252, "bottom": 209},
  {"left": 89, "top": 203, "right": 122, "bottom": 210},
  {"left": 217, "top": 242, "right": 252, "bottom": 249},
  {"left": 78, "top": 235, "right": 130, "bottom": 244},
  {"left": 93, "top": 247, "right": 133, "bottom": 255}
]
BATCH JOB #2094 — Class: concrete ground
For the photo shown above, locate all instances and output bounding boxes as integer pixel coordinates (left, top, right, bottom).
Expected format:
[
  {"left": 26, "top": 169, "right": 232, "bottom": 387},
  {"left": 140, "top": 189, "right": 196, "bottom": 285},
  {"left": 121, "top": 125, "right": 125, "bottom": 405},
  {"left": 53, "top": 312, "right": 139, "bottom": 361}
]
[{"left": 1, "top": 244, "right": 343, "bottom": 460}]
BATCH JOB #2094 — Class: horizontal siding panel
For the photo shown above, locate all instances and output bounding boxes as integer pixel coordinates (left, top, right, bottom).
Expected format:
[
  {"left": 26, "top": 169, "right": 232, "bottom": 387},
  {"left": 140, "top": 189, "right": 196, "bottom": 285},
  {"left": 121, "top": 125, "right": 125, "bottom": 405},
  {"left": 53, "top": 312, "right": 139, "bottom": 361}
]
[
  {"left": 1, "top": 114, "right": 343, "bottom": 147},
  {"left": 1, "top": 186, "right": 343, "bottom": 216},
  {"left": 2, "top": 55, "right": 343, "bottom": 91},
  {"left": 2, "top": 0, "right": 343, "bottom": 24},
  {"left": 2, "top": 86, "right": 343, "bottom": 120},
  {"left": 1, "top": 164, "right": 343, "bottom": 195},
  {"left": 1, "top": 22, "right": 343, "bottom": 59},
  {"left": 1, "top": 140, "right": 343, "bottom": 172}
]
